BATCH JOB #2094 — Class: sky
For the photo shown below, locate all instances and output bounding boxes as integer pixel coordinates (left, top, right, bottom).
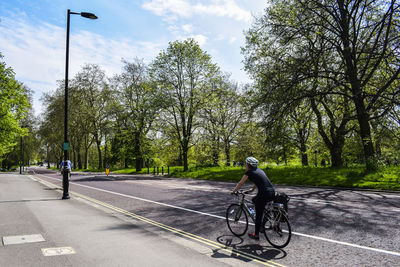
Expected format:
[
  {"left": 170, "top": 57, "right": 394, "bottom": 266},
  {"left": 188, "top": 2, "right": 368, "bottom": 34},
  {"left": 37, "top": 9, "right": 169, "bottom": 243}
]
[{"left": 0, "top": 0, "right": 267, "bottom": 115}]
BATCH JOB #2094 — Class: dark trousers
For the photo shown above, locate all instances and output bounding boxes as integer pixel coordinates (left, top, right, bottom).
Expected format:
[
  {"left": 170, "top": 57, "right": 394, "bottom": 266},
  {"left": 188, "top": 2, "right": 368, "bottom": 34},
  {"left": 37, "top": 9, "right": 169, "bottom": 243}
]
[{"left": 252, "top": 190, "right": 275, "bottom": 235}]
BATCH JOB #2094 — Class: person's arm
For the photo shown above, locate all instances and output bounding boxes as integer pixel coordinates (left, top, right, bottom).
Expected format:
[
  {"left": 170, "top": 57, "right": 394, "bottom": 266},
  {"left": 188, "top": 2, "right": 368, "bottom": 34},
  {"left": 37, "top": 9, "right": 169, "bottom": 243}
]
[
  {"left": 246, "top": 184, "right": 257, "bottom": 193},
  {"left": 231, "top": 175, "right": 248, "bottom": 194}
]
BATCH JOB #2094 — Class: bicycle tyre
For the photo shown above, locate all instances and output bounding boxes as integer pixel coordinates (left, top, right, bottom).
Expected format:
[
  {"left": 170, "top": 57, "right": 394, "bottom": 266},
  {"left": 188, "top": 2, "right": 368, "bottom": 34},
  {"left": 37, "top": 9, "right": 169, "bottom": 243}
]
[
  {"left": 263, "top": 209, "right": 291, "bottom": 248},
  {"left": 226, "top": 204, "right": 248, "bottom": 236}
]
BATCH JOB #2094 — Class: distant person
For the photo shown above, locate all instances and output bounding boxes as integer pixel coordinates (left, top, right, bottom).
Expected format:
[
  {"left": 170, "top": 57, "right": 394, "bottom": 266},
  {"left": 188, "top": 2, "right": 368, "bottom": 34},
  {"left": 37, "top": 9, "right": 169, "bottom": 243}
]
[
  {"left": 233, "top": 160, "right": 236, "bottom": 167},
  {"left": 231, "top": 157, "right": 275, "bottom": 240},
  {"left": 60, "top": 160, "right": 72, "bottom": 174}
]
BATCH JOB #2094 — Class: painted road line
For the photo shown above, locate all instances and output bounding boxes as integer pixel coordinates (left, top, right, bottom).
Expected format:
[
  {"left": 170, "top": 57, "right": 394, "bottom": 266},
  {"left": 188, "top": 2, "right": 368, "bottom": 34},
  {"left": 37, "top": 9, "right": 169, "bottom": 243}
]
[
  {"left": 30, "top": 173, "right": 400, "bottom": 257},
  {"left": 42, "top": 247, "right": 76, "bottom": 256},
  {"left": 29, "top": 175, "right": 284, "bottom": 267},
  {"left": 73, "top": 191, "right": 285, "bottom": 267}
]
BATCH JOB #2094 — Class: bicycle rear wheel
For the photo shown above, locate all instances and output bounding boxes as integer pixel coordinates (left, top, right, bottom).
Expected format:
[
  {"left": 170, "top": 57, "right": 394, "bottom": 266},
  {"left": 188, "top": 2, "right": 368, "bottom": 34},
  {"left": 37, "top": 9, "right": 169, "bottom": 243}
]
[
  {"left": 226, "top": 204, "right": 248, "bottom": 236},
  {"left": 263, "top": 209, "right": 291, "bottom": 248}
]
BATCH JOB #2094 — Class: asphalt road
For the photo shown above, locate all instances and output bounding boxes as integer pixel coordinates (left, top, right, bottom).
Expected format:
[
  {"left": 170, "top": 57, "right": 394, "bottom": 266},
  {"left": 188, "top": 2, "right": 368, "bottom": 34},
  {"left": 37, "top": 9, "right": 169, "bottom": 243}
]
[{"left": 28, "top": 166, "right": 400, "bottom": 267}]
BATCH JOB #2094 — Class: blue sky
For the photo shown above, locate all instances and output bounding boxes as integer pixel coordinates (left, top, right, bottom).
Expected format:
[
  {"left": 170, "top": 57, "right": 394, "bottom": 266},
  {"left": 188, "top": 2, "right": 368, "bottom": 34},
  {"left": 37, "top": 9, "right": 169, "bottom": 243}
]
[{"left": 0, "top": 0, "right": 267, "bottom": 115}]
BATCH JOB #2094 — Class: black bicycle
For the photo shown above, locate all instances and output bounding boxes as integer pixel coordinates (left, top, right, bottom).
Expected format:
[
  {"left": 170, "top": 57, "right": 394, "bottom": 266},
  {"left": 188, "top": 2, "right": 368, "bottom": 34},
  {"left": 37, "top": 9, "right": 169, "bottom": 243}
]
[{"left": 226, "top": 190, "right": 291, "bottom": 248}]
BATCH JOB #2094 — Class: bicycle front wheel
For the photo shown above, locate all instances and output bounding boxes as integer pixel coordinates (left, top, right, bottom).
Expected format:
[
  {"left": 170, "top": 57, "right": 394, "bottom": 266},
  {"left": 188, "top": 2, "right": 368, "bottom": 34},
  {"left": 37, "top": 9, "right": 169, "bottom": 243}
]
[
  {"left": 226, "top": 204, "right": 248, "bottom": 236},
  {"left": 263, "top": 209, "right": 291, "bottom": 248}
]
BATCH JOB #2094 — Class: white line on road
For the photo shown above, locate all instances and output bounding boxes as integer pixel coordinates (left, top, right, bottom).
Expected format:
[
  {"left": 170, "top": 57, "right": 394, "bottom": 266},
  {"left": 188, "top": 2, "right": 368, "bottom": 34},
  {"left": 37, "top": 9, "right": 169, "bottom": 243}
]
[{"left": 33, "top": 173, "right": 400, "bottom": 257}]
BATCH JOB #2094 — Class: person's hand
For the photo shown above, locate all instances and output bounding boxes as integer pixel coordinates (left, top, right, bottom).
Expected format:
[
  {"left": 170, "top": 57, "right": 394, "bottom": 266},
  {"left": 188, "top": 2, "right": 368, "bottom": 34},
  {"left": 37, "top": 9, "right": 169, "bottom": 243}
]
[{"left": 231, "top": 191, "right": 236, "bottom": 195}]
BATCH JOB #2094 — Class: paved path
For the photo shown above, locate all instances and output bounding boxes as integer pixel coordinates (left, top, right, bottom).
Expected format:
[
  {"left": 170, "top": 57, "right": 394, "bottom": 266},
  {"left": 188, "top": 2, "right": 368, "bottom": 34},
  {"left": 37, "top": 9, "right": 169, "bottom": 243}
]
[{"left": 0, "top": 172, "right": 248, "bottom": 266}]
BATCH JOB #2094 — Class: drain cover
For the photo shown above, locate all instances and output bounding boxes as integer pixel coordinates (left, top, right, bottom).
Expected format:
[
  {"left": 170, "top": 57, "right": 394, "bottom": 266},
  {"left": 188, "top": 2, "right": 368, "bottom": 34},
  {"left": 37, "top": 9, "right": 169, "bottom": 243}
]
[{"left": 2, "top": 234, "right": 45, "bottom": 245}]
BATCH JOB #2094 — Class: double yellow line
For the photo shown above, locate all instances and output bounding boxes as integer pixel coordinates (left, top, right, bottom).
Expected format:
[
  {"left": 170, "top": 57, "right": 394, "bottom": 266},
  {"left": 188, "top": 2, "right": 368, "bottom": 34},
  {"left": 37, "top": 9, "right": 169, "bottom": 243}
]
[{"left": 33, "top": 175, "right": 287, "bottom": 267}]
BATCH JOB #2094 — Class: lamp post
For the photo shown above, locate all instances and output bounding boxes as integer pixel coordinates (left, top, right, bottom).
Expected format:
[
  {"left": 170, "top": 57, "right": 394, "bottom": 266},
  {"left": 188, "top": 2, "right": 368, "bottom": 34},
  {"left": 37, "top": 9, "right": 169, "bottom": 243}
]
[{"left": 63, "top": 9, "right": 97, "bottom": 199}]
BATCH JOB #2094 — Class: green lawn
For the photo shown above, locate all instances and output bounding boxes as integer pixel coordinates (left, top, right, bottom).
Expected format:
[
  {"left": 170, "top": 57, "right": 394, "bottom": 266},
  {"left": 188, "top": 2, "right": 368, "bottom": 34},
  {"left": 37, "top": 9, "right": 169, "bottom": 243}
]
[{"left": 167, "top": 165, "right": 400, "bottom": 191}]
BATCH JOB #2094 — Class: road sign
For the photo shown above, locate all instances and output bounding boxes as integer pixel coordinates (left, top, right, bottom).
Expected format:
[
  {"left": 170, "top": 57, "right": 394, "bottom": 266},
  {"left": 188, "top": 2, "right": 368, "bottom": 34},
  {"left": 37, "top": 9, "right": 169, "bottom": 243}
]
[
  {"left": 106, "top": 166, "right": 110, "bottom": 176},
  {"left": 63, "top": 142, "right": 69, "bottom": 151}
]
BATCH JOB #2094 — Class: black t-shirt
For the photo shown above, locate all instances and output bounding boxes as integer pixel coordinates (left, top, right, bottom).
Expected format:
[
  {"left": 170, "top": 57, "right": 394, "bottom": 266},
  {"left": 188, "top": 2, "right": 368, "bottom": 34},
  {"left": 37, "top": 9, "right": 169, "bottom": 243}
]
[{"left": 245, "top": 168, "right": 274, "bottom": 195}]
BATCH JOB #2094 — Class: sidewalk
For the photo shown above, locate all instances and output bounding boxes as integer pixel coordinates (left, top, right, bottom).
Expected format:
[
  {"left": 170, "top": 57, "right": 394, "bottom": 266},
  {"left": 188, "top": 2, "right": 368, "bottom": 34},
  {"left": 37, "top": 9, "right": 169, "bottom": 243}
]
[{"left": 0, "top": 173, "right": 233, "bottom": 267}]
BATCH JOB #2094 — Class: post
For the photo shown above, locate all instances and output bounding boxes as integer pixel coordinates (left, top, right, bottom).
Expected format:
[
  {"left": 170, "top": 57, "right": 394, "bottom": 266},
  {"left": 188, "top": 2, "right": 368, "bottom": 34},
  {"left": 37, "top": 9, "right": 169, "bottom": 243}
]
[
  {"left": 162, "top": 166, "right": 164, "bottom": 175},
  {"left": 168, "top": 166, "right": 169, "bottom": 175},
  {"left": 62, "top": 9, "right": 71, "bottom": 199},
  {"left": 20, "top": 136, "right": 22, "bottom": 174}
]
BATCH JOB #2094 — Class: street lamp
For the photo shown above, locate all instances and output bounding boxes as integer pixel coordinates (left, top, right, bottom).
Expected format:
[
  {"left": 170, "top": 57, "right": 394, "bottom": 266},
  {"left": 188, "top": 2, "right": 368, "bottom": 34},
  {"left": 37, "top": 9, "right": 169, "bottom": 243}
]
[{"left": 62, "top": 9, "right": 97, "bottom": 199}]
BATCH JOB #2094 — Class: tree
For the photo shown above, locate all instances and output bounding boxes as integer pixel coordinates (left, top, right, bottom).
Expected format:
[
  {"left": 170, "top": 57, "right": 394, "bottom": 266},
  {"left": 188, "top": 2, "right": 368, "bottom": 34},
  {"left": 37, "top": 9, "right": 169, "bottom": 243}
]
[
  {"left": 71, "top": 64, "right": 109, "bottom": 169},
  {"left": 242, "top": 0, "right": 400, "bottom": 170},
  {"left": 111, "top": 59, "right": 165, "bottom": 171},
  {"left": 199, "top": 75, "right": 245, "bottom": 165},
  {"left": 150, "top": 39, "right": 219, "bottom": 171},
  {"left": 0, "top": 53, "right": 29, "bottom": 156}
]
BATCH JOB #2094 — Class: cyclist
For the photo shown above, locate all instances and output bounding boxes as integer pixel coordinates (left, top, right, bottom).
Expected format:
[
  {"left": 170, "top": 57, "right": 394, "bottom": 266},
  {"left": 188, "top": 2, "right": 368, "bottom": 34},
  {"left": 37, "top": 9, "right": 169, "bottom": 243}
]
[{"left": 231, "top": 157, "right": 275, "bottom": 240}]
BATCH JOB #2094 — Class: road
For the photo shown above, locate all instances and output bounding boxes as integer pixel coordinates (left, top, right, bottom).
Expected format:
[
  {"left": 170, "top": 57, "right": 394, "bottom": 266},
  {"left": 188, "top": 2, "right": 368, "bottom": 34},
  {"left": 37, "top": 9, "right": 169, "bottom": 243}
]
[{"left": 28, "top": 166, "right": 400, "bottom": 266}]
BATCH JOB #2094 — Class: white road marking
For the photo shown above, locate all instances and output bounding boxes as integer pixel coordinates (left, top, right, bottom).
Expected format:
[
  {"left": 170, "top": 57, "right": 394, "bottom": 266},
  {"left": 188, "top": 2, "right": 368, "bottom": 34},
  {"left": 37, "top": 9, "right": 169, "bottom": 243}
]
[
  {"left": 42, "top": 247, "right": 76, "bottom": 256},
  {"left": 3, "top": 234, "right": 45, "bottom": 245},
  {"left": 31, "top": 172, "right": 400, "bottom": 257}
]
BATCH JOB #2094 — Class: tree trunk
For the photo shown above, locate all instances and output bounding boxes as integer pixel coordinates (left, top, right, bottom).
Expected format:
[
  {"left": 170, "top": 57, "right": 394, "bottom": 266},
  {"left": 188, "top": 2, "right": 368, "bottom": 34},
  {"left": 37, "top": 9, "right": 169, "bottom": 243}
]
[
  {"left": 77, "top": 148, "right": 82, "bottom": 169},
  {"left": 134, "top": 132, "right": 142, "bottom": 172},
  {"left": 84, "top": 149, "right": 88, "bottom": 169},
  {"left": 224, "top": 141, "right": 231, "bottom": 166},
  {"left": 338, "top": 2, "right": 376, "bottom": 170},
  {"left": 354, "top": 97, "right": 376, "bottom": 170},
  {"left": 330, "top": 144, "right": 344, "bottom": 168},
  {"left": 182, "top": 146, "right": 189, "bottom": 171},
  {"left": 298, "top": 130, "right": 308, "bottom": 166},
  {"left": 211, "top": 137, "right": 219, "bottom": 166},
  {"left": 96, "top": 139, "right": 102, "bottom": 169}
]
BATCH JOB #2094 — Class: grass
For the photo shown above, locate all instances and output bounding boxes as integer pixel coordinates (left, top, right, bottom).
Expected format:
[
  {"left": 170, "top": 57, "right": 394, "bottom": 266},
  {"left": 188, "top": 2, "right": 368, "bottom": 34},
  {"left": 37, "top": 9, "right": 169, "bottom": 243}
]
[
  {"left": 167, "top": 165, "right": 400, "bottom": 191},
  {"left": 51, "top": 164, "right": 400, "bottom": 191}
]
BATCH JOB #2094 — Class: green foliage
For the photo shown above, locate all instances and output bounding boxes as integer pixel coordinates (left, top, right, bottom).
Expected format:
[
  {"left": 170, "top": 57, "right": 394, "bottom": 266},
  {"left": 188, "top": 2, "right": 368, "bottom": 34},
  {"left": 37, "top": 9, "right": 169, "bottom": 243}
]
[
  {"left": 0, "top": 53, "right": 29, "bottom": 156},
  {"left": 150, "top": 38, "right": 220, "bottom": 171}
]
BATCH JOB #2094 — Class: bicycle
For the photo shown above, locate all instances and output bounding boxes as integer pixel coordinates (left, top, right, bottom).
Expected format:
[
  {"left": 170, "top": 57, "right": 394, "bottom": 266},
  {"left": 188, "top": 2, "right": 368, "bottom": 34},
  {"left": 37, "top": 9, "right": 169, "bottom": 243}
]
[{"left": 226, "top": 190, "right": 291, "bottom": 248}]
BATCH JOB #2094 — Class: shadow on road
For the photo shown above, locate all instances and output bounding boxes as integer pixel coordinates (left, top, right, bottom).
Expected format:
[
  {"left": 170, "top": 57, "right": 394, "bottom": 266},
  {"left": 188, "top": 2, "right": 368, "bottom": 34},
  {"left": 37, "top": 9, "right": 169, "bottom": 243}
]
[{"left": 212, "top": 235, "right": 286, "bottom": 264}]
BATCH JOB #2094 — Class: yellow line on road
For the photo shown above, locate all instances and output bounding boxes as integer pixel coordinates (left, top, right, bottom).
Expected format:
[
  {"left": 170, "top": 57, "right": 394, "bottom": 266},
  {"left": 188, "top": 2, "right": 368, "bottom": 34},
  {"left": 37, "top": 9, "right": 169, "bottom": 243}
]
[{"left": 31, "top": 175, "right": 287, "bottom": 267}]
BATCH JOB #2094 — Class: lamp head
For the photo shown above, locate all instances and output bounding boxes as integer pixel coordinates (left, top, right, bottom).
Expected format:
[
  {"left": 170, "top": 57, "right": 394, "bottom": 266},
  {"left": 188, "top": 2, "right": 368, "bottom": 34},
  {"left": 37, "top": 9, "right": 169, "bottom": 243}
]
[{"left": 80, "top": 12, "right": 97, "bottom": 19}]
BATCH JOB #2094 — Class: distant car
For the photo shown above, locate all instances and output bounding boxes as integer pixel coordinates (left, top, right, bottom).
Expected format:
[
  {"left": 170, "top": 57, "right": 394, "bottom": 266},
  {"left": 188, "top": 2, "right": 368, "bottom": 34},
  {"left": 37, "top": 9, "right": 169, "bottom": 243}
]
[
  {"left": 11, "top": 168, "right": 16, "bottom": 171},
  {"left": 0, "top": 168, "right": 6, "bottom": 172}
]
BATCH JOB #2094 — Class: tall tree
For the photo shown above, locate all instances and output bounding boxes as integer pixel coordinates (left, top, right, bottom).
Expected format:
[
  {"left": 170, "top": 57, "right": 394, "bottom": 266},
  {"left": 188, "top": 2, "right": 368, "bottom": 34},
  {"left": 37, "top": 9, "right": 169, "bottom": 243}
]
[
  {"left": 111, "top": 59, "right": 165, "bottom": 171},
  {"left": 200, "top": 76, "right": 245, "bottom": 165},
  {"left": 72, "top": 64, "right": 109, "bottom": 169},
  {"left": 151, "top": 39, "right": 219, "bottom": 171},
  {"left": 243, "top": 0, "right": 400, "bottom": 170},
  {"left": 0, "top": 53, "right": 29, "bottom": 156}
]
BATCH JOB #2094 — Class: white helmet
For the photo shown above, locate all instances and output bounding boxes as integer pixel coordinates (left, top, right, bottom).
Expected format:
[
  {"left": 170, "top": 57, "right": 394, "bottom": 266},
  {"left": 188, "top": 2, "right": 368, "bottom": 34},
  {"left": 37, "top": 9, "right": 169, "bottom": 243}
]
[{"left": 245, "top": 157, "right": 259, "bottom": 168}]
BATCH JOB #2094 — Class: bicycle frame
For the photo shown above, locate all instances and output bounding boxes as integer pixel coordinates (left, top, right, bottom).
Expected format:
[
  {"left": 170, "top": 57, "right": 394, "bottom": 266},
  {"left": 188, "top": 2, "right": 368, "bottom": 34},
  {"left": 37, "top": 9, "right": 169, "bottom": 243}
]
[{"left": 236, "top": 192, "right": 256, "bottom": 222}]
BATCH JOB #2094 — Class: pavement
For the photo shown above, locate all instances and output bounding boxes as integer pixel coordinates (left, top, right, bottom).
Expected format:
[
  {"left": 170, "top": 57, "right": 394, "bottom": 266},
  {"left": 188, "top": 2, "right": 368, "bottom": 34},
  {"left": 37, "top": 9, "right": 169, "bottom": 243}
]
[{"left": 0, "top": 172, "right": 236, "bottom": 267}]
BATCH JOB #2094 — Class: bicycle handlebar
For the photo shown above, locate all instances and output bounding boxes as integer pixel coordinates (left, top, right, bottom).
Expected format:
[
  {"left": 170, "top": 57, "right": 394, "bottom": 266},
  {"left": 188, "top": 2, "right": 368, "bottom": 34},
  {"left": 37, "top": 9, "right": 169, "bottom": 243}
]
[{"left": 233, "top": 190, "right": 252, "bottom": 196}]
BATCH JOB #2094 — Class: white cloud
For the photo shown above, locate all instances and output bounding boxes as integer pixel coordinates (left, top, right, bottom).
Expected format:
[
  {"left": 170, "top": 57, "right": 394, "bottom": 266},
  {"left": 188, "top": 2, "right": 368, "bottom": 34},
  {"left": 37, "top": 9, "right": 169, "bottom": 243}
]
[
  {"left": 193, "top": 0, "right": 252, "bottom": 22},
  {"left": 228, "top": 36, "right": 237, "bottom": 44},
  {"left": 142, "top": 0, "right": 192, "bottom": 21},
  {"left": 191, "top": 34, "right": 207, "bottom": 46},
  {"left": 0, "top": 16, "right": 164, "bottom": 114},
  {"left": 182, "top": 24, "right": 194, "bottom": 34},
  {"left": 142, "top": 0, "right": 251, "bottom": 22}
]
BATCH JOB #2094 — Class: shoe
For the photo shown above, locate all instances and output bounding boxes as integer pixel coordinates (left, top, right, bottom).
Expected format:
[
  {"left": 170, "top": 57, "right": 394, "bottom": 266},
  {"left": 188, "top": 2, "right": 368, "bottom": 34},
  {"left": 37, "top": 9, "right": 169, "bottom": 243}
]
[{"left": 248, "top": 233, "right": 259, "bottom": 240}]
